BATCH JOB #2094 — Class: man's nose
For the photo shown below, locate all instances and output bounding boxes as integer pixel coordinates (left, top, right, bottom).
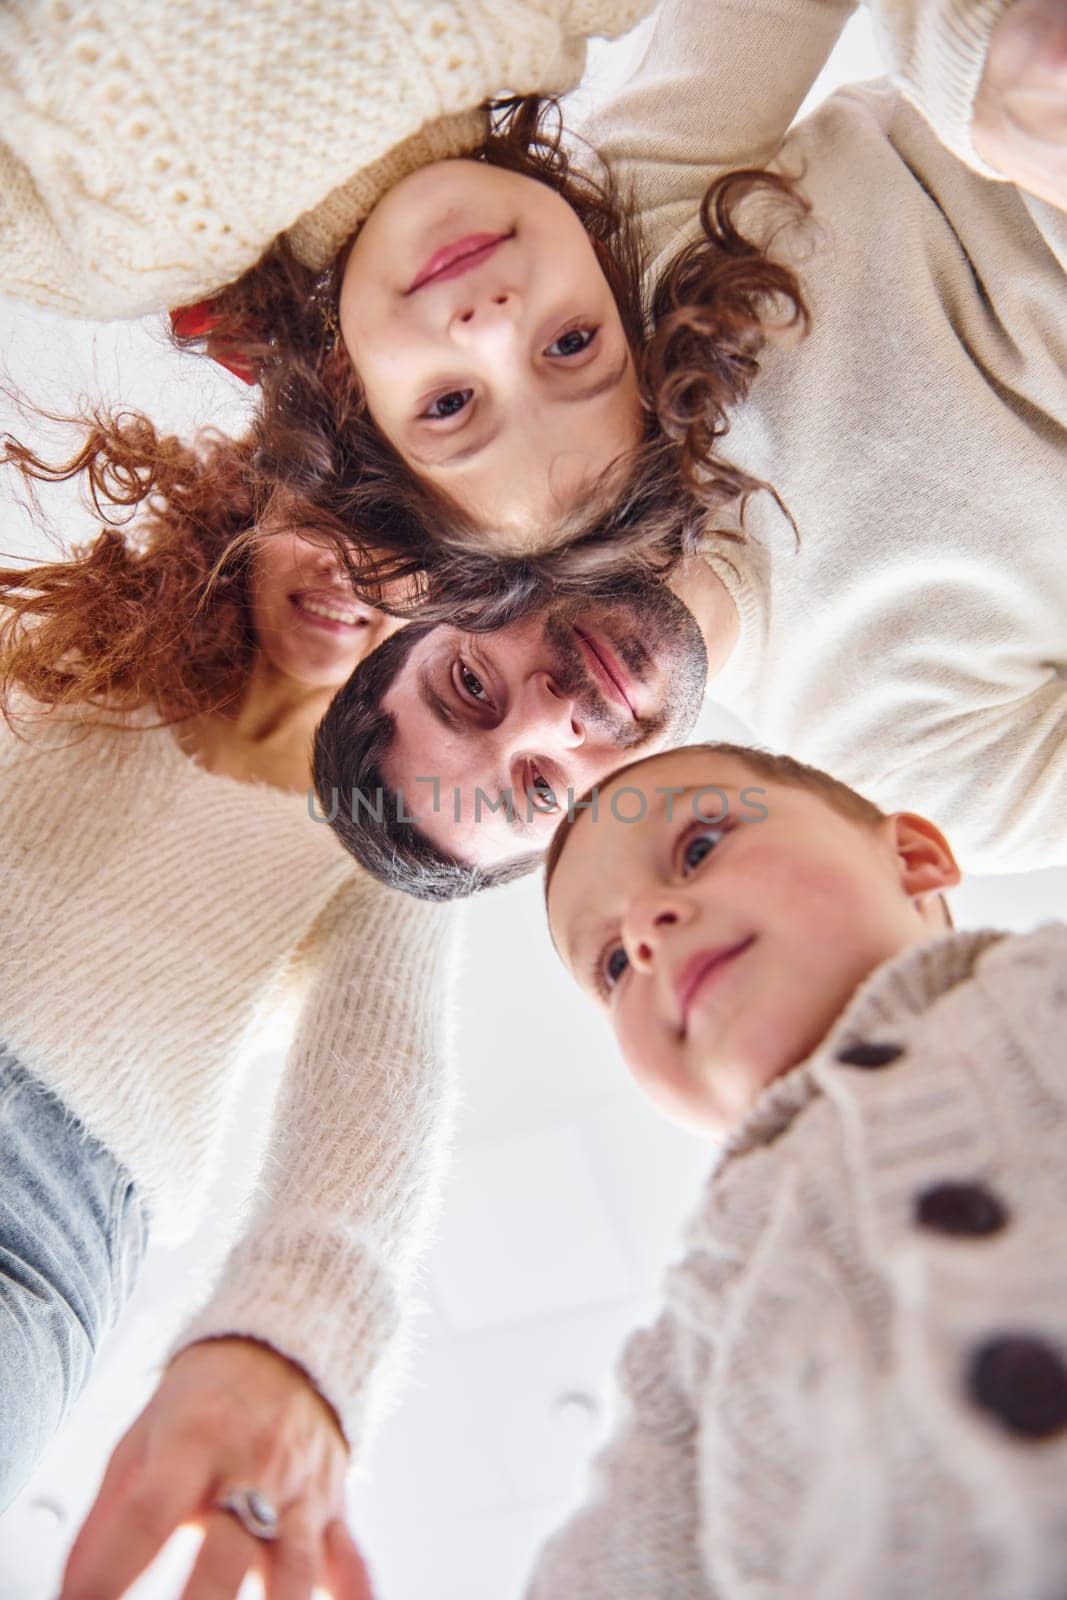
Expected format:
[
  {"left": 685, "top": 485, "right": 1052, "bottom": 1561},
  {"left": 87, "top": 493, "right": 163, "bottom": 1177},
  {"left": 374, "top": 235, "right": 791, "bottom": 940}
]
[
  {"left": 512, "top": 671, "right": 584, "bottom": 750},
  {"left": 624, "top": 893, "right": 694, "bottom": 974}
]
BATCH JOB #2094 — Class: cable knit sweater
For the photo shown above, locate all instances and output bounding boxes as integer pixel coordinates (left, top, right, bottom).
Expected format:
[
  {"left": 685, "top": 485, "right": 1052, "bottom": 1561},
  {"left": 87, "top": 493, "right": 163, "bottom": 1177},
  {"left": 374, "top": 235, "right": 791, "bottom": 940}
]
[
  {"left": 527, "top": 925, "right": 1067, "bottom": 1599},
  {"left": 0, "top": 709, "right": 460, "bottom": 1448},
  {"left": 0, "top": 0, "right": 650, "bottom": 318},
  {"left": 580, "top": 0, "right": 1066, "bottom": 876}
]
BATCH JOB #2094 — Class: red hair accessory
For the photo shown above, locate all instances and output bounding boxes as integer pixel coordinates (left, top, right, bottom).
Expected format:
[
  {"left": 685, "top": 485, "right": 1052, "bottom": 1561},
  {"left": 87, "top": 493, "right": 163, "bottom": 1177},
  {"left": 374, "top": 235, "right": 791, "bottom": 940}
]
[{"left": 170, "top": 301, "right": 257, "bottom": 385}]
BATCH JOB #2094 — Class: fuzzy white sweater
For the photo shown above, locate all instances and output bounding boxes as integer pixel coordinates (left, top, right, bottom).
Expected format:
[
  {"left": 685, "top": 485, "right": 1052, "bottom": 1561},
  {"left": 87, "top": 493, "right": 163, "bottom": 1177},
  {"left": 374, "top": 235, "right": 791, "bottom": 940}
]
[
  {"left": 0, "top": 0, "right": 651, "bottom": 317},
  {"left": 0, "top": 710, "right": 460, "bottom": 1446},
  {"left": 580, "top": 0, "right": 1067, "bottom": 876},
  {"left": 528, "top": 925, "right": 1067, "bottom": 1598}
]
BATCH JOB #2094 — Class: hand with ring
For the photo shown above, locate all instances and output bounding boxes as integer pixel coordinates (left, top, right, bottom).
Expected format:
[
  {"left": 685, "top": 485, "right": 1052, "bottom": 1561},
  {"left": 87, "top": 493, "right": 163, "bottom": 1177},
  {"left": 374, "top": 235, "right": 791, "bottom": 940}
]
[{"left": 57, "top": 1336, "right": 376, "bottom": 1600}]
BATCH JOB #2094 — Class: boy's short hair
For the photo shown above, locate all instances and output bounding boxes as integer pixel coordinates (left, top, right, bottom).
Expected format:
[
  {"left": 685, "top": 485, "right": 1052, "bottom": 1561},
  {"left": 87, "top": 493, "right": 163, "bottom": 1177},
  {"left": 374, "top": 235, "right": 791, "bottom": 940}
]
[{"left": 544, "top": 740, "right": 954, "bottom": 927}]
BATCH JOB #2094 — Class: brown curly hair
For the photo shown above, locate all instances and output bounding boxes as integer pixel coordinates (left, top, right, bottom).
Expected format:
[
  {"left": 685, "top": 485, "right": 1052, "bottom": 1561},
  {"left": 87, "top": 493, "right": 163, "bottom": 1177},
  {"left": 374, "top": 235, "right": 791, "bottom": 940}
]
[
  {"left": 0, "top": 412, "right": 325, "bottom": 728},
  {"left": 172, "top": 96, "right": 810, "bottom": 628}
]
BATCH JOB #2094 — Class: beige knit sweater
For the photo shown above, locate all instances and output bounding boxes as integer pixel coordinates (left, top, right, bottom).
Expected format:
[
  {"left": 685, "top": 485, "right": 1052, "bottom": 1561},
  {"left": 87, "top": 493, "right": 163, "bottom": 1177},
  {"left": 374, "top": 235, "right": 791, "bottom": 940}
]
[
  {"left": 0, "top": 709, "right": 460, "bottom": 1447},
  {"left": 527, "top": 925, "right": 1067, "bottom": 1599},
  {"left": 580, "top": 0, "right": 1067, "bottom": 876},
  {"left": 0, "top": 0, "right": 650, "bottom": 318}
]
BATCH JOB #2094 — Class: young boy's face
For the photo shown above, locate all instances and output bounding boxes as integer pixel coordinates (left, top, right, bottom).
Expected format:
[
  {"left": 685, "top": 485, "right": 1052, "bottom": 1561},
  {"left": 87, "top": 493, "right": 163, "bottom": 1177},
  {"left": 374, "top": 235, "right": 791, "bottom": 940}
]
[{"left": 547, "top": 748, "right": 957, "bottom": 1139}]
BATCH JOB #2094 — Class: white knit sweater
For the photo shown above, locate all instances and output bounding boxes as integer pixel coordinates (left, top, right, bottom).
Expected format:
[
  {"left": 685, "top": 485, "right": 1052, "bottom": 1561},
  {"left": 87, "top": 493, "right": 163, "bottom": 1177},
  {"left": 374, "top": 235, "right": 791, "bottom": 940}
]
[
  {"left": 527, "top": 925, "right": 1067, "bottom": 1599},
  {"left": 0, "top": 709, "right": 460, "bottom": 1447},
  {"left": 581, "top": 0, "right": 1067, "bottom": 875},
  {"left": 0, "top": 0, "right": 651, "bottom": 317}
]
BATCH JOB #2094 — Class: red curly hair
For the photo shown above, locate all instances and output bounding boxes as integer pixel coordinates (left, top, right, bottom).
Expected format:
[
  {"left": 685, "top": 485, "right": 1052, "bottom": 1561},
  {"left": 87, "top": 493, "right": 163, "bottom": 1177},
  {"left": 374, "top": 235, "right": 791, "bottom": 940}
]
[{"left": 0, "top": 415, "right": 325, "bottom": 727}]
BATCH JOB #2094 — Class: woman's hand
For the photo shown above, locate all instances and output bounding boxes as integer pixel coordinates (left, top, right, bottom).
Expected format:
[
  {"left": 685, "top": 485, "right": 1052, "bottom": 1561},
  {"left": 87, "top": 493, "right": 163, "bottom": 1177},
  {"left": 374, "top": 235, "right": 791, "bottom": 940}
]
[
  {"left": 972, "top": 0, "right": 1067, "bottom": 212},
  {"left": 59, "top": 1337, "right": 376, "bottom": 1600}
]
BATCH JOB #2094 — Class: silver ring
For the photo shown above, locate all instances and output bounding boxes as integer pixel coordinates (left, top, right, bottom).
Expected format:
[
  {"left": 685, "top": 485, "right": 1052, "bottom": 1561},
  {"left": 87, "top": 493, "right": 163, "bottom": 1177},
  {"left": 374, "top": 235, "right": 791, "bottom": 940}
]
[{"left": 215, "top": 1485, "right": 280, "bottom": 1542}]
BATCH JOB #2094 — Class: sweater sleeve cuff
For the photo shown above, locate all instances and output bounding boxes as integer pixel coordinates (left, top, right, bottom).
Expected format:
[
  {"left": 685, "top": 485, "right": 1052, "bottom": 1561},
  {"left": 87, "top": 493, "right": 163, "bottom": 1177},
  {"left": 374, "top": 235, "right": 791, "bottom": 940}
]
[
  {"left": 166, "top": 1217, "right": 403, "bottom": 1452},
  {"left": 882, "top": 0, "right": 1013, "bottom": 178}
]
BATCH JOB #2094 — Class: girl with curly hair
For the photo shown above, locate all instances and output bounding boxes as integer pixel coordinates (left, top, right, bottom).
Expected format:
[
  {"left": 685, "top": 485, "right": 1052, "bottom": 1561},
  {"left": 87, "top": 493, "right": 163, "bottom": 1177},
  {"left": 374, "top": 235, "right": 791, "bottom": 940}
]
[{"left": 3, "top": 1, "right": 1053, "bottom": 597}]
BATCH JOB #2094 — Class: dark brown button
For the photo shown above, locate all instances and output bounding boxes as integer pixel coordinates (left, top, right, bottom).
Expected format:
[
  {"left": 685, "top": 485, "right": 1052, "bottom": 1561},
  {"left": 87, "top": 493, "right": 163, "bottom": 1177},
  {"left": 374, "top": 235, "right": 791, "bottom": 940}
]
[
  {"left": 915, "top": 1181, "right": 1009, "bottom": 1237},
  {"left": 835, "top": 1041, "right": 904, "bottom": 1068},
  {"left": 969, "top": 1335, "right": 1067, "bottom": 1439}
]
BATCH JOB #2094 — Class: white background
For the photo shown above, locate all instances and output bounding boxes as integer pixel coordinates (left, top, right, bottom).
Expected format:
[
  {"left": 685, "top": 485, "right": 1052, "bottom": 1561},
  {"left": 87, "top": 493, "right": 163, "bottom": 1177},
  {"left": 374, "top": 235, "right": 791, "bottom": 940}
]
[{"left": 2, "top": 12, "right": 1065, "bottom": 1600}]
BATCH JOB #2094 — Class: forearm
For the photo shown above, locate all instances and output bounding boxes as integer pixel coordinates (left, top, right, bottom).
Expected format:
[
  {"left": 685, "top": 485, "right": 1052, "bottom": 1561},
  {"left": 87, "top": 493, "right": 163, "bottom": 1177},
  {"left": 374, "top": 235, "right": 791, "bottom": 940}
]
[
  {"left": 578, "top": 0, "right": 859, "bottom": 256},
  {"left": 869, "top": 0, "right": 1014, "bottom": 174},
  {"left": 170, "top": 891, "right": 460, "bottom": 1449}
]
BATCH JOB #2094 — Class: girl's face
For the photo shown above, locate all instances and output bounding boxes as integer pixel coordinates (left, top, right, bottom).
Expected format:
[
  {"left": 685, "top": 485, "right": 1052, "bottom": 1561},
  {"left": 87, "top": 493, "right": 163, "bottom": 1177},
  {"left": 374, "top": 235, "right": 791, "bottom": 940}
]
[
  {"left": 249, "top": 530, "right": 403, "bottom": 689},
  {"left": 338, "top": 160, "right": 643, "bottom": 550}
]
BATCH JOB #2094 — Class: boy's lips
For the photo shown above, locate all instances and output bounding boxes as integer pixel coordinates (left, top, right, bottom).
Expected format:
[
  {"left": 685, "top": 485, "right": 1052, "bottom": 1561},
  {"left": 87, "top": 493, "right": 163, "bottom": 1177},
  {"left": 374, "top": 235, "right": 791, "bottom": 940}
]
[
  {"left": 674, "top": 938, "right": 755, "bottom": 1035},
  {"left": 407, "top": 233, "right": 512, "bottom": 294},
  {"left": 574, "top": 628, "right": 637, "bottom": 718}
]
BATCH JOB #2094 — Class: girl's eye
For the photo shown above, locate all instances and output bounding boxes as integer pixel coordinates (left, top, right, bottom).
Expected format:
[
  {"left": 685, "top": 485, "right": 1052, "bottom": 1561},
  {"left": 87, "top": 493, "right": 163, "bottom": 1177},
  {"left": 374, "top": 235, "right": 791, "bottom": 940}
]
[
  {"left": 528, "top": 769, "right": 558, "bottom": 814},
  {"left": 681, "top": 826, "right": 727, "bottom": 875},
  {"left": 422, "top": 388, "right": 473, "bottom": 421},
  {"left": 545, "top": 326, "right": 598, "bottom": 359},
  {"left": 459, "top": 664, "right": 487, "bottom": 700}
]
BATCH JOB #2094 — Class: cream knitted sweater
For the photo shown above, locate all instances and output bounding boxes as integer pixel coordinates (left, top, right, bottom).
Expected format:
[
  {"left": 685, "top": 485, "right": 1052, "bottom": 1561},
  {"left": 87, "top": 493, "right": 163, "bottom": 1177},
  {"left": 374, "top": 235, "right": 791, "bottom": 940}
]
[
  {"left": 581, "top": 0, "right": 1066, "bottom": 876},
  {"left": 527, "top": 925, "right": 1067, "bottom": 1599},
  {"left": 0, "top": 0, "right": 650, "bottom": 317},
  {"left": 0, "top": 710, "right": 460, "bottom": 1446}
]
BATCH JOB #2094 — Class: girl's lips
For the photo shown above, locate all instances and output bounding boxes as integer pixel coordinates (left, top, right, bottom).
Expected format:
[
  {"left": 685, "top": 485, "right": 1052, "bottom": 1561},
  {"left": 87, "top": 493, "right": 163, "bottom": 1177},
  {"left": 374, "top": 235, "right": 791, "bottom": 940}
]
[
  {"left": 575, "top": 629, "right": 636, "bottom": 718},
  {"left": 407, "top": 233, "right": 511, "bottom": 294},
  {"left": 675, "top": 938, "right": 755, "bottom": 1034}
]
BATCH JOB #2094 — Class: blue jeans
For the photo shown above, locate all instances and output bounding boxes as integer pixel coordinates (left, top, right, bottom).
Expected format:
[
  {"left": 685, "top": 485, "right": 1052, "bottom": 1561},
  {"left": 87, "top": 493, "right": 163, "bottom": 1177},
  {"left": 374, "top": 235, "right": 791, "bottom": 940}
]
[{"left": 0, "top": 1045, "right": 148, "bottom": 1512}]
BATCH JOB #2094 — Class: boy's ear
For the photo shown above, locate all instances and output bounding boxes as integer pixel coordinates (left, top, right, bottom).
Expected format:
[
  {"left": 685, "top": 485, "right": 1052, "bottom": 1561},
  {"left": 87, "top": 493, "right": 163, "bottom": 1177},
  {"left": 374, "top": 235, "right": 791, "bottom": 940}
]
[{"left": 886, "top": 812, "right": 961, "bottom": 901}]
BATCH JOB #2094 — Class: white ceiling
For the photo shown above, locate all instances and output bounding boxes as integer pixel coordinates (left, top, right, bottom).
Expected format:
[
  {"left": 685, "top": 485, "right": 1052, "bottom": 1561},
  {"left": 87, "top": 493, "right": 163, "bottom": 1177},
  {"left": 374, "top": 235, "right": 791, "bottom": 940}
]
[{"left": 2, "top": 12, "right": 1065, "bottom": 1600}]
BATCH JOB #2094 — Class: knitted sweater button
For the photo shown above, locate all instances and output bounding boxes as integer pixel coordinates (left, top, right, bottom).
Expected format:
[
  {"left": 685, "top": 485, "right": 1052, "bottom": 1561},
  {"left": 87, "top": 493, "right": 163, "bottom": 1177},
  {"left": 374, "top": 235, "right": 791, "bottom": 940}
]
[
  {"left": 968, "top": 1335, "right": 1067, "bottom": 1438},
  {"left": 915, "top": 1181, "right": 1009, "bottom": 1237},
  {"left": 835, "top": 1041, "right": 904, "bottom": 1068}
]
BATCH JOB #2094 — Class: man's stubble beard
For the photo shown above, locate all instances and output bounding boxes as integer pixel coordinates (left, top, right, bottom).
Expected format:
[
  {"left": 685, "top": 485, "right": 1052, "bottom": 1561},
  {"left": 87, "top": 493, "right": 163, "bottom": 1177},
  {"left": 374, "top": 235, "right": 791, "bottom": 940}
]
[{"left": 542, "top": 576, "right": 708, "bottom": 752}]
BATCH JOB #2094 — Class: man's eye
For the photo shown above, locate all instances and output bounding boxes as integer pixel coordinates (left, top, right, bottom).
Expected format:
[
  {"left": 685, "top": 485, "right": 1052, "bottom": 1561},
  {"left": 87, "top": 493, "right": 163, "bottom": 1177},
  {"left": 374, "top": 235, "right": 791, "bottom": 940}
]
[
  {"left": 681, "top": 826, "right": 726, "bottom": 874},
  {"left": 459, "top": 664, "right": 487, "bottom": 700},
  {"left": 529, "top": 770, "right": 558, "bottom": 813},
  {"left": 422, "top": 388, "right": 473, "bottom": 420},
  {"left": 545, "top": 326, "right": 597, "bottom": 359}
]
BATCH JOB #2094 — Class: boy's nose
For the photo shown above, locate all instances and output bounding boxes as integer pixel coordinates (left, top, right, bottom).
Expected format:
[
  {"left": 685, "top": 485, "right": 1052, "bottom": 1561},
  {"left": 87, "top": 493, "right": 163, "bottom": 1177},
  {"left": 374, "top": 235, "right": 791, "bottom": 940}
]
[{"left": 626, "top": 898, "right": 690, "bottom": 971}]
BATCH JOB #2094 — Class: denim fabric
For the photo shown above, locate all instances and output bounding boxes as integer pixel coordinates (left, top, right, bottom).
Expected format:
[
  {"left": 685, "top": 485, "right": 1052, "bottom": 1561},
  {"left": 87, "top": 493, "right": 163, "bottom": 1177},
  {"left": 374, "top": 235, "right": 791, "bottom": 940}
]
[{"left": 0, "top": 1045, "right": 148, "bottom": 1512}]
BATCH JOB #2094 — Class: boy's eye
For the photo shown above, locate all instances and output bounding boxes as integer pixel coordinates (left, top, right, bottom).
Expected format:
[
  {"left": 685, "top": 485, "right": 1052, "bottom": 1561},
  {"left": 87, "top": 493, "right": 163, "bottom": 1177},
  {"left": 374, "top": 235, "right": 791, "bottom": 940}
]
[
  {"left": 545, "top": 326, "right": 598, "bottom": 359},
  {"left": 596, "top": 943, "right": 629, "bottom": 996},
  {"left": 681, "top": 826, "right": 726, "bottom": 874},
  {"left": 422, "top": 388, "right": 473, "bottom": 420}
]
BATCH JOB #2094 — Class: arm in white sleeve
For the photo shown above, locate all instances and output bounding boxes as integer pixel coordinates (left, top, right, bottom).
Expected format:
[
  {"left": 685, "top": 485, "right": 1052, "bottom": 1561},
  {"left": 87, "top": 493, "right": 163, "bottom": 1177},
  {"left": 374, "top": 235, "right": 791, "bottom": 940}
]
[
  {"left": 578, "top": 0, "right": 1014, "bottom": 265},
  {"left": 869, "top": 0, "right": 1014, "bottom": 175},
  {"left": 577, "top": 0, "right": 859, "bottom": 256},
  {"left": 168, "top": 883, "right": 461, "bottom": 1451},
  {"left": 525, "top": 1312, "right": 719, "bottom": 1600}
]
